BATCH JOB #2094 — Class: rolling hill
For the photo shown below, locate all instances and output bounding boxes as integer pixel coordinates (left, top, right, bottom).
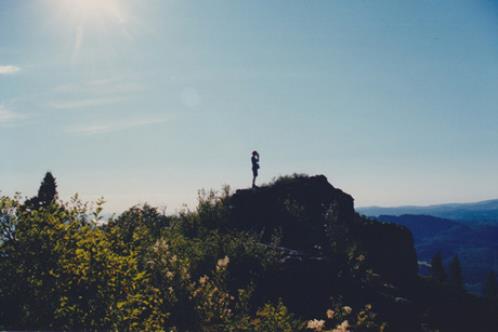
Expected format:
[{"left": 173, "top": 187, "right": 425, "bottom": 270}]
[{"left": 358, "top": 199, "right": 498, "bottom": 225}]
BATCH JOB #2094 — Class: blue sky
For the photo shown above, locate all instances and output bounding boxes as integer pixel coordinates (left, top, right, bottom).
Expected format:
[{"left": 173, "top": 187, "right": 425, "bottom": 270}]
[{"left": 1, "top": 0, "right": 497, "bottom": 212}]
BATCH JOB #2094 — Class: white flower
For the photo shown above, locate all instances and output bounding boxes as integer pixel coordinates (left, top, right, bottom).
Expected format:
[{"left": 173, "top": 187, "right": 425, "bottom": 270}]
[
  {"left": 199, "top": 275, "right": 209, "bottom": 285},
  {"left": 216, "top": 256, "right": 230, "bottom": 269},
  {"left": 326, "top": 309, "right": 335, "bottom": 319},
  {"left": 332, "top": 320, "right": 350, "bottom": 332},
  {"left": 306, "top": 319, "right": 325, "bottom": 331},
  {"left": 342, "top": 306, "right": 352, "bottom": 315}
]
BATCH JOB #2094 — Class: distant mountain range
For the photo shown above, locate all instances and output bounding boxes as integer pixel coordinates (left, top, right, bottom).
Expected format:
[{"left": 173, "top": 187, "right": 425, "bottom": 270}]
[{"left": 358, "top": 199, "right": 498, "bottom": 225}]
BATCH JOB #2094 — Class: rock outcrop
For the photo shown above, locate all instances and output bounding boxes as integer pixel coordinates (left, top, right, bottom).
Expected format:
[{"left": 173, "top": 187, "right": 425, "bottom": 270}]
[
  {"left": 221, "top": 174, "right": 498, "bottom": 331},
  {"left": 225, "top": 175, "right": 420, "bottom": 328},
  {"left": 229, "top": 175, "right": 354, "bottom": 249},
  {"left": 228, "top": 175, "right": 417, "bottom": 286}
]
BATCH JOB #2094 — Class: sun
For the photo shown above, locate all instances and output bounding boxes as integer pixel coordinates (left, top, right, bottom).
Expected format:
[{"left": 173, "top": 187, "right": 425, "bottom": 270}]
[
  {"left": 52, "top": 0, "right": 130, "bottom": 60},
  {"left": 59, "top": 0, "right": 127, "bottom": 23},
  {"left": 72, "top": 0, "right": 119, "bottom": 12}
]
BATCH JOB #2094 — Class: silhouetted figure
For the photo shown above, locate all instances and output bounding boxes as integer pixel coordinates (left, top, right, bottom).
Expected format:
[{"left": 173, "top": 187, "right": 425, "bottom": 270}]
[{"left": 251, "top": 150, "right": 260, "bottom": 188}]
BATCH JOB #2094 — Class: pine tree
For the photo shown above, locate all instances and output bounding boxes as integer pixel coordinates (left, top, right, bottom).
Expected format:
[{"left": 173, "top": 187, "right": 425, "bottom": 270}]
[
  {"left": 37, "top": 172, "right": 58, "bottom": 207},
  {"left": 448, "top": 255, "right": 464, "bottom": 291},
  {"left": 430, "top": 251, "right": 447, "bottom": 283},
  {"left": 25, "top": 172, "right": 58, "bottom": 209},
  {"left": 482, "top": 271, "right": 498, "bottom": 299}
]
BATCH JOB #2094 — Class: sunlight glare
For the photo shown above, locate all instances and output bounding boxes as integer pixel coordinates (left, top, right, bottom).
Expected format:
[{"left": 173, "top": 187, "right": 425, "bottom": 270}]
[
  {"left": 59, "top": 0, "right": 127, "bottom": 24},
  {"left": 53, "top": 0, "right": 131, "bottom": 60}
]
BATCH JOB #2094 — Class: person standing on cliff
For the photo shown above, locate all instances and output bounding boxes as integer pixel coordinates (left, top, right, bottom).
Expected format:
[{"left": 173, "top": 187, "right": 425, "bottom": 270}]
[{"left": 251, "top": 150, "right": 260, "bottom": 188}]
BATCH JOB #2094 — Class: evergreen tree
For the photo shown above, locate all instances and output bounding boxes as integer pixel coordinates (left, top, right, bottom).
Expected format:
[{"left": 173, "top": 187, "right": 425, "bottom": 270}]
[
  {"left": 448, "top": 255, "right": 464, "bottom": 291},
  {"left": 37, "top": 172, "right": 57, "bottom": 207},
  {"left": 430, "top": 251, "right": 447, "bottom": 283},
  {"left": 482, "top": 271, "right": 498, "bottom": 299},
  {"left": 24, "top": 172, "right": 58, "bottom": 209}
]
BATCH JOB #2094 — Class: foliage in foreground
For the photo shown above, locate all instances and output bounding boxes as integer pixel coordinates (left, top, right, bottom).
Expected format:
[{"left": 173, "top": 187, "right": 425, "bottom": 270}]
[
  {"left": 0, "top": 182, "right": 386, "bottom": 331},
  {"left": 4, "top": 173, "right": 495, "bottom": 331}
]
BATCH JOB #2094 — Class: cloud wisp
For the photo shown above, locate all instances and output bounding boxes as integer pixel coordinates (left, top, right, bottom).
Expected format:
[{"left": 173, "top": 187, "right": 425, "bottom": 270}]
[
  {"left": 50, "top": 77, "right": 144, "bottom": 110},
  {"left": 0, "top": 65, "right": 20, "bottom": 75},
  {"left": 50, "top": 97, "right": 126, "bottom": 110},
  {"left": 54, "top": 79, "right": 143, "bottom": 94},
  {"left": 0, "top": 105, "right": 26, "bottom": 124},
  {"left": 66, "top": 117, "right": 167, "bottom": 135}
]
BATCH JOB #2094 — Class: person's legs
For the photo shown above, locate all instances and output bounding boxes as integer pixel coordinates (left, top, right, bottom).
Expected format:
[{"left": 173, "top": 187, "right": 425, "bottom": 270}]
[{"left": 252, "top": 169, "right": 258, "bottom": 188}]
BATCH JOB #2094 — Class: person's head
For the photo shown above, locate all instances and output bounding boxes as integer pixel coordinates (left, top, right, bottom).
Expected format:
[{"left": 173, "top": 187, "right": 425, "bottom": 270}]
[{"left": 252, "top": 150, "right": 258, "bottom": 156}]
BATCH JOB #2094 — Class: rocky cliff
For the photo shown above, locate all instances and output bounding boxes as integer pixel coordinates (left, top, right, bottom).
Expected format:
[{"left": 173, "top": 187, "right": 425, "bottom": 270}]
[
  {"left": 228, "top": 175, "right": 418, "bottom": 286},
  {"left": 224, "top": 175, "right": 425, "bottom": 329}
]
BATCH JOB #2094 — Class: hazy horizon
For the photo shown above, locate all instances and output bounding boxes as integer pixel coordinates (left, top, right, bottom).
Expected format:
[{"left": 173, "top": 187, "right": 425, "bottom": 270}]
[
  {"left": 2, "top": 0, "right": 498, "bottom": 212},
  {"left": 357, "top": 196, "right": 498, "bottom": 209}
]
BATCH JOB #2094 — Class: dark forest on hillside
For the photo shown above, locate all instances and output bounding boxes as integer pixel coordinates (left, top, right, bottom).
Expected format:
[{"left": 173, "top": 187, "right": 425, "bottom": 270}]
[{"left": 373, "top": 214, "right": 498, "bottom": 295}]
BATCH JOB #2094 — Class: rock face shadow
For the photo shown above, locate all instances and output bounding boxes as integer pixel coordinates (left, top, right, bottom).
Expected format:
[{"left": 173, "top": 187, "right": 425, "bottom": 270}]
[{"left": 226, "top": 175, "right": 420, "bottom": 326}]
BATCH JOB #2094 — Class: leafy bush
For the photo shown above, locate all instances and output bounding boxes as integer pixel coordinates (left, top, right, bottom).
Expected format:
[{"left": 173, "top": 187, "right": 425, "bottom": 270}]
[{"left": 0, "top": 190, "right": 290, "bottom": 331}]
